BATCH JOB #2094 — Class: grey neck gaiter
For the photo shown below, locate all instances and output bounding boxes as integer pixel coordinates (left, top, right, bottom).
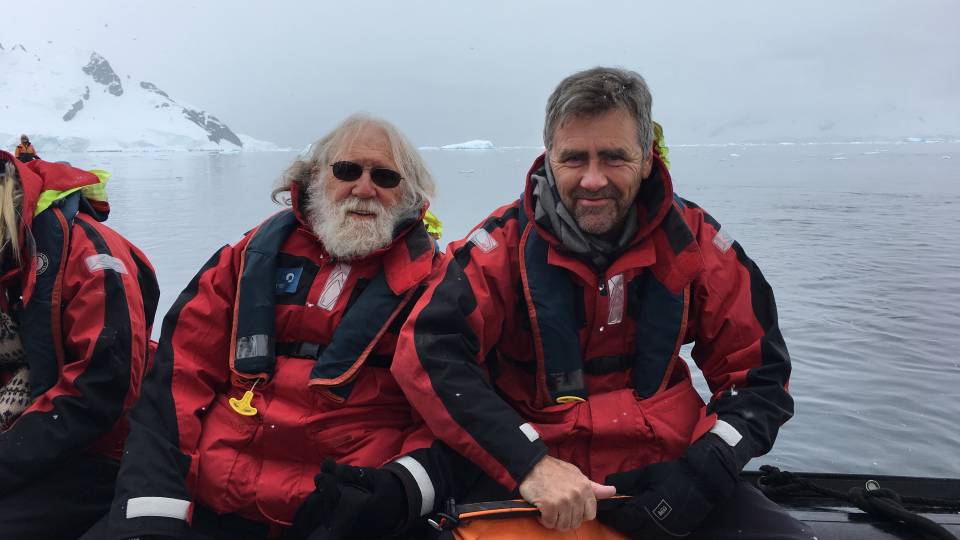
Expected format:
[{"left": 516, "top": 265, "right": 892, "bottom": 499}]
[{"left": 530, "top": 161, "right": 639, "bottom": 270}]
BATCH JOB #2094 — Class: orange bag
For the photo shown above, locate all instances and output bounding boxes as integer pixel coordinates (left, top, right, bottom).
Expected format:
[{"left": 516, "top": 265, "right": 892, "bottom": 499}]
[
  {"left": 453, "top": 516, "right": 627, "bottom": 539},
  {"left": 445, "top": 500, "right": 629, "bottom": 540}
]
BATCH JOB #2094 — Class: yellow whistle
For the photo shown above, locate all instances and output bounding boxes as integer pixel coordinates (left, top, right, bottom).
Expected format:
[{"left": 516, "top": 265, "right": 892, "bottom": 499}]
[{"left": 229, "top": 390, "right": 258, "bottom": 416}]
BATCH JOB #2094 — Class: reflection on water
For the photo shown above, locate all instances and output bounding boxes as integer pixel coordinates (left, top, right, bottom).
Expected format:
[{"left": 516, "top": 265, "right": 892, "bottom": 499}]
[{"left": 48, "top": 143, "right": 960, "bottom": 478}]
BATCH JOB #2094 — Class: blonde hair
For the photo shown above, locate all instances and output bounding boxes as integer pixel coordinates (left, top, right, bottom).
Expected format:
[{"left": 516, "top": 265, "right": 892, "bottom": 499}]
[
  {"left": 272, "top": 114, "right": 436, "bottom": 212},
  {"left": 0, "top": 161, "right": 23, "bottom": 265}
]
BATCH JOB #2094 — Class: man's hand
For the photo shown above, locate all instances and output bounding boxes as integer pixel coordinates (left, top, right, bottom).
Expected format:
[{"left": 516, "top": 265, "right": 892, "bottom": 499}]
[
  {"left": 599, "top": 433, "right": 740, "bottom": 537},
  {"left": 518, "top": 455, "right": 616, "bottom": 531}
]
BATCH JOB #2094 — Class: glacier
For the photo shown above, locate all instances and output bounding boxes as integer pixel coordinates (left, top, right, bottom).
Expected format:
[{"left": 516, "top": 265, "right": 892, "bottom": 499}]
[{"left": 0, "top": 42, "right": 283, "bottom": 153}]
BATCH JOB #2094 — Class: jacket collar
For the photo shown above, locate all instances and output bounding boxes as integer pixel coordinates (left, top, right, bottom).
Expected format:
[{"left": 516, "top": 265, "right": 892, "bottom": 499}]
[
  {"left": 1, "top": 152, "right": 103, "bottom": 295},
  {"left": 522, "top": 153, "right": 702, "bottom": 293},
  {"left": 522, "top": 152, "right": 674, "bottom": 275},
  {"left": 2, "top": 151, "right": 100, "bottom": 232}
]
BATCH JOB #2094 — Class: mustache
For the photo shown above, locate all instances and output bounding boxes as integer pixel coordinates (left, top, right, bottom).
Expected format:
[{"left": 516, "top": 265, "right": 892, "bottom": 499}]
[
  {"left": 570, "top": 185, "right": 622, "bottom": 200},
  {"left": 338, "top": 197, "right": 385, "bottom": 215}
]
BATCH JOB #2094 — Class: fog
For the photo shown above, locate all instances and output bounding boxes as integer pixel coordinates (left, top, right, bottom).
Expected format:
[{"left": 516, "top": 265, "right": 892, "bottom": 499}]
[{"left": 6, "top": 0, "right": 959, "bottom": 147}]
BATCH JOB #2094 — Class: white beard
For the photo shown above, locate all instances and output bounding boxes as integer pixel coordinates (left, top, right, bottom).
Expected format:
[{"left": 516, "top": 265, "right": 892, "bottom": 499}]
[{"left": 305, "top": 181, "right": 403, "bottom": 259}]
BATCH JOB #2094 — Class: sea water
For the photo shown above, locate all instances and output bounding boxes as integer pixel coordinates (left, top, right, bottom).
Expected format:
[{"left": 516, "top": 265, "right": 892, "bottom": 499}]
[{"left": 46, "top": 142, "right": 960, "bottom": 478}]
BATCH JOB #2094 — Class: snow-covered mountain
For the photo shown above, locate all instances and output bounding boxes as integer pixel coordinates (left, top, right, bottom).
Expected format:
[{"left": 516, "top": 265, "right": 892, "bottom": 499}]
[{"left": 0, "top": 43, "right": 281, "bottom": 152}]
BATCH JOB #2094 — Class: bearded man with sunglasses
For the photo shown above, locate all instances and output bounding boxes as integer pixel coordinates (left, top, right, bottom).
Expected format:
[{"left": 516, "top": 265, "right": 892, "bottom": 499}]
[{"left": 89, "top": 114, "right": 443, "bottom": 540}]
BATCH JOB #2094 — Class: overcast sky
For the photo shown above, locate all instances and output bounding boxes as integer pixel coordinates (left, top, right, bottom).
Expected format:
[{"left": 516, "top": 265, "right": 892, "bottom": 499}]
[{"left": 6, "top": 0, "right": 959, "bottom": 147}]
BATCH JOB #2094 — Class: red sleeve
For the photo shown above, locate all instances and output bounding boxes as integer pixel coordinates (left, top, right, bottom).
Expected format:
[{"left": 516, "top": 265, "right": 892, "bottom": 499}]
[
  {"left": 108, "top": 241, "right": 239, "bottom": 537},
  {"left": 684, "top": 204, "right": 794, "bottom": 467},
  {"left": 393, "top": 204, "right": 548, "bottom": 490}
]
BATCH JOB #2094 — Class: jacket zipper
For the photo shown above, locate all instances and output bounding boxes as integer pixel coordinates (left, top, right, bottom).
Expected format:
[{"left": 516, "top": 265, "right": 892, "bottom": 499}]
[{"left": 597, "top": 272, "right": 608, "bottom": 296}]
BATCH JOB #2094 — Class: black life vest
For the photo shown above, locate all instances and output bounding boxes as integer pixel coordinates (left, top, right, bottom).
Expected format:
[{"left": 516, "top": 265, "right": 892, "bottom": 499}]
[
  {"left": 230, "top": 209, "right": 424, "bottom": 401},
  {"left": 18, "top": 192, "right": 91, "bottom": 396},
  {"left": 517, "top": 198, "right": 688, "bottom": 404}
]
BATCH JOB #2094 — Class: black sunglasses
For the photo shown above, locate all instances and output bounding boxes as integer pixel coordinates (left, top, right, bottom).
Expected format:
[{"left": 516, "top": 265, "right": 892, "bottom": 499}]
[{"left": 330, "top": 161, "right": 403, "bottom": 189}]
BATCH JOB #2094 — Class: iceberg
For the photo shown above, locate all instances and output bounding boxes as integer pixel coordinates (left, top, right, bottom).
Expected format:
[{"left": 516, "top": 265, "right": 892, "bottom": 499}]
[{"left": 441, "top": 140, "right": 494, "bottom": 150}]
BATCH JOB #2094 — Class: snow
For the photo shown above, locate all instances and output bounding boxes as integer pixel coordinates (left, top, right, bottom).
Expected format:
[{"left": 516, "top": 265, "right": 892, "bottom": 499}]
[
  {"left": 238, "top": 134, "right": 287, "bottom": 152},
  {"left": 0, "top": 42, "right": 282, "bottom": 153},
  {"left": 440, "top": 139, "right": 494, "bottom": 150}
]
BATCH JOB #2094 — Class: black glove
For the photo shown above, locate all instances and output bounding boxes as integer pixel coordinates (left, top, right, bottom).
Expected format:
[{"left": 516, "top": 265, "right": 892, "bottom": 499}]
[
  {"left": 599, "top": 433, "right": 740, "bottom": 538},
  {"left": 288, "top": 458, "right": 408, "bottom": 540}
]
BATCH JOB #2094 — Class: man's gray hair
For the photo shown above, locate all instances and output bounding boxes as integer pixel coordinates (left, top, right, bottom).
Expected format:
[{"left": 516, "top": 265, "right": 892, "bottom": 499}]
[
  {"left": 272, "top": 114, "right": 436, "bottom": 210},
  {"left": 543, "top": 67, "right": 654, "bottom": 156}
]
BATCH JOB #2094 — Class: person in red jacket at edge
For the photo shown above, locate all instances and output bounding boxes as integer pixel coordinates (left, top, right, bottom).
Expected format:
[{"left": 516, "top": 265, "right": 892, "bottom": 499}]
[
  {"left": 84, "top": 114, "right": 455, "bottom": 540},
  {"left": 292, "top": 68, "right": 811, "bottom": 540},
  {"left": 0, "top": 151, "right": 159, "bottom": 538}
]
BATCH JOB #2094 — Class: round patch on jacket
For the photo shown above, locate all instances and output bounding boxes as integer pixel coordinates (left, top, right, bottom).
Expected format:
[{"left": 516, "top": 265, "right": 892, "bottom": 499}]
[{"left": 35, "top": 253, "right": 49, "bottom": 276}]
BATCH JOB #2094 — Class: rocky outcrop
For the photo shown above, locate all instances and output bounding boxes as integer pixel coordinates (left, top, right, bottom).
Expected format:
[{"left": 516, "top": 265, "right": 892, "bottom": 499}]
[
  {"left": 62, "top": 99, "right": 84, "bottom": 121},
  {"left": 140, "top": 81, "right": 169, "bottom": 98},
  {"left": 82, "top": 52, "right": 123, "bottom": 96},
  {"left": 62, "top": 86, "right": 91, "bottom": 122},
  {"left": 140, "top": 80, "right": 243, "bottom": 146},
  {"left": 63, "top": 86, "right": 90, "bottom": 122},
  {"left": 182, "top": 109, "right": 243, "bottom": 146}
]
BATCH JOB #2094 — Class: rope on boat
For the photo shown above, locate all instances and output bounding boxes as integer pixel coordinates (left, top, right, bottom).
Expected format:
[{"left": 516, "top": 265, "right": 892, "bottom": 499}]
[{"left": 758, "top": 465, "right": 960, "bottom": 540}]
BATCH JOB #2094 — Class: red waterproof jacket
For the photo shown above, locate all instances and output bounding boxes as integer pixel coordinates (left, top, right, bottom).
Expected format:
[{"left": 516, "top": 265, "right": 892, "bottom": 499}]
[
  {"left": 109, "top": 184, "right": 439, "bottom": 537},
  {"left": 394, "top": 154, "right": 793, "bottom": 490},
  {"left": 0, "top": 152, "right": 158, "bottom": 490}
]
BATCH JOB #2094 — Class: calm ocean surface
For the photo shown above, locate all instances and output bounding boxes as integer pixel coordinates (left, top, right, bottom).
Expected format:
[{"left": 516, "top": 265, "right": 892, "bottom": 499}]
[{"left": 47, "top": 142, "right": 960, "bottom": 479}]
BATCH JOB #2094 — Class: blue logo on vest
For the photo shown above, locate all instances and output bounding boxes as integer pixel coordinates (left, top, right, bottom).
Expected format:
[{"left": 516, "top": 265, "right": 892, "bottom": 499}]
[{"left": 275, "top": 267, "right": 303, "bottom": 294}]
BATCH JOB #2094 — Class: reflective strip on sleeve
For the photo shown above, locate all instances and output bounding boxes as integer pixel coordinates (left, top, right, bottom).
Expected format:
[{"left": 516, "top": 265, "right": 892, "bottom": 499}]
[
  {"left": 125, "top": 496, "right": 191, "bottom": 520},
  {"left": 85, "top": 253, "right": 129, "bottom": 274},
  {"left": 393, "top": 456, "right": 436, "bottom": 517},
  {"left": 712, "top": 228, "right": 734, "bottom": 254},
  {"left": 710, "top": 419, "right": 744, "bottom": 447},
  {"left": 519, "top": 422, "right": 540, "bottom": 442},
  {"left": 468, "top": 228, "right": 498, "bottom": 253}
]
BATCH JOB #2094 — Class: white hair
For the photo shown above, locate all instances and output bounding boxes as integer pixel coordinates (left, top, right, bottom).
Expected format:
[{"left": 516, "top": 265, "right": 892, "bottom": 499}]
[{"left": 272, "top": 113, "right": 435, "bottom": 213}]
